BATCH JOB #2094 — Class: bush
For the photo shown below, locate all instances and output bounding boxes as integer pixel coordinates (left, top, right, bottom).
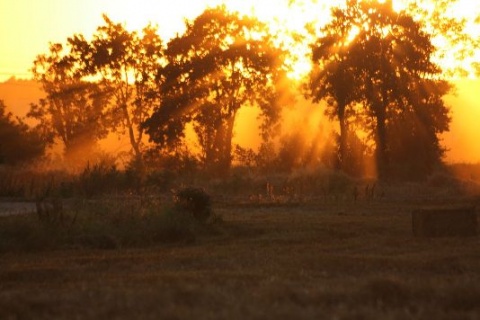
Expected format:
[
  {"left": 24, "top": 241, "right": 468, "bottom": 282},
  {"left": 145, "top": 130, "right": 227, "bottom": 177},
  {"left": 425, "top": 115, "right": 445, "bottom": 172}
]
[
  {"left": 426, "top": 172, "right": 459, "bottom": 189},
  {"left": 70, "top": 196, "right": 199, "bottom": 246},
  {"left": 0, "top": 100, "right": 45, "bottom": 166},
  {"left": 174, "top": 187, "right": 213, "bottom": 223},
  {"left": 0, "top": 193, "right": 221, "bottom": 252},
  {"left": 146, "top": 169, "right": 177, "bottom": 192},
  {"left": 77, "top": 160, "right": 124, "bottom": 197},
  {"left": 0, "top": 168, "right": 71, "bottom": 199}
]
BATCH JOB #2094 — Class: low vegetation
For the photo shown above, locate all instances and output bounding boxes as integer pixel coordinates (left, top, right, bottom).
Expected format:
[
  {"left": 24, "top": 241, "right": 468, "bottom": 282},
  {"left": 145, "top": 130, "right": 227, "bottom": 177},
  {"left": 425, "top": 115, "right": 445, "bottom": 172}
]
[
  {"left": 1, "top": 192, "right": 479, "bottom": 319},
  {"left": 0, "top": 185, "right": 221, "bottom": 252}
]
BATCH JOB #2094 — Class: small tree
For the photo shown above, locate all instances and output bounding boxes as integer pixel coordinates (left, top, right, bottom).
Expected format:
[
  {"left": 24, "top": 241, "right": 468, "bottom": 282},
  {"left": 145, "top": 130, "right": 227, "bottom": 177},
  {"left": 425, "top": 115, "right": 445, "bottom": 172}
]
[
  {"left": 29, "top": 42, "right": 111, "bottom": 164},
  {"left": 0, "top": 100, "right": 45, "bottom": 165},
  {"left": 31, "top": 16, "right": 164, "bottom": 169},
  {"left": 68, "top": 15, "right": 164, "bottom": 168}
]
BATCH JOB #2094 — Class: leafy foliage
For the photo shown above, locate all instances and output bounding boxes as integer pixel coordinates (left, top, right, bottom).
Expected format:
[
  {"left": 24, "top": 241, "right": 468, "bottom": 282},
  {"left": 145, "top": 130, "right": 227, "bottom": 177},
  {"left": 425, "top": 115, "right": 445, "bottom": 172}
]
[
  {"left": 67, "top": 16, "right": 164, "bottom": 164},
  {"left": 0, "top": 100, "right": 45, "bottom": 165},
  {"left": 24, "top": 2, "right": 462, "bottom": 180},
  {"left": 29, "top": 16, "right": 164, "bottom": 167},
  {"left": 144, "top": 6, "right": 289, "bottom": 175},
  {"left": 307, "top": 0, "right": 451, "bottom": 179},
  {"left": 174, "top": 187, "right": 213, "bottom": 223},
  {"left": 29, "top": 43, "right": 111, "bottom": 164}
]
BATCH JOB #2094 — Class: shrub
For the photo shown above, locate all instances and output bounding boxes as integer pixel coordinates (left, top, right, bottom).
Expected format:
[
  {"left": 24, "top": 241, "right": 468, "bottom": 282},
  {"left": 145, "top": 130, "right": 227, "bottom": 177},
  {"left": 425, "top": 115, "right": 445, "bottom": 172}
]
[
  {"left": 0, "top": 191, "right": 222, "bottom": 253},
  {"left": 0, "top": 100, "right": 46, "bottom": 166},
  {"left": 146, "top": 169, "right": 177, "bottom": 192},
  {"left": 77, "top": 160, "right": 124, "bottom": 197},
  {"left": 174, "top": 187, "right": 213, "bottom": 223},
  {"left": 426, "top": 172, "right": 458, "bottom": 188}
]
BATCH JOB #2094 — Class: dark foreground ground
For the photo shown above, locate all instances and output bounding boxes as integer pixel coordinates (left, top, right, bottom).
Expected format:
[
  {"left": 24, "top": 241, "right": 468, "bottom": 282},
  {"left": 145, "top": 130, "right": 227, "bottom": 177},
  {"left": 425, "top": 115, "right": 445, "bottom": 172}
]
[{"left": 1, "top": 199, "right": 479, "bottom": 320}]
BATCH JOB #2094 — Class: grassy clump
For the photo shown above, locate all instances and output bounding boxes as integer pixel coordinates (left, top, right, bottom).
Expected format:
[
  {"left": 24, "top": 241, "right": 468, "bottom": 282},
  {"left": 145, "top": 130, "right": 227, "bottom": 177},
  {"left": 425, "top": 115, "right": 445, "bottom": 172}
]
[
  {"left": 0, "top": 192, "right": 221, "bottom": 253},
  {"left": 174, "top": 187, "right": 213, "bottom": 223}
]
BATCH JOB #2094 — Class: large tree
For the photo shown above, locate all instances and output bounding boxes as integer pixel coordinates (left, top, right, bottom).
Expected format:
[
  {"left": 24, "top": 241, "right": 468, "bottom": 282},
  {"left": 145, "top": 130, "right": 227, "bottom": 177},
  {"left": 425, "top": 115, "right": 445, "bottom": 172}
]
[
  {"left": 307, "top": 8, "right": 362, "bottom": 171},
  {"left": 144, "top": 6, "right": 287, "bottom": 175},
  {"left": 308, "top": 0, "right": 451, "bottom": 179}
]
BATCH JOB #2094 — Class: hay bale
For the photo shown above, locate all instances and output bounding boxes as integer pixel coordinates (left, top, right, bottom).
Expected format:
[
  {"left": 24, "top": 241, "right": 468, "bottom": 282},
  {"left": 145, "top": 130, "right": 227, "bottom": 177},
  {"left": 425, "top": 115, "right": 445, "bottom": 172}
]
[{"left": 412, "top": 207, "right": 478, "bottom": 237}]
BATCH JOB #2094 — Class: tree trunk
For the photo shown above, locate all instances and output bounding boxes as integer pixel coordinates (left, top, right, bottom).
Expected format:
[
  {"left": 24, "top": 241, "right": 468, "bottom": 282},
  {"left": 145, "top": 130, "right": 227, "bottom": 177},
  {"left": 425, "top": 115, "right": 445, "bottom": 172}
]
[
  {"left": 221, "top": 112, "right": 236, "bottom": 174},
  {"left": 338, "top": 103, "right": 347, "bottom": 171},
  {"left": 209, "top": 111, "right": 236, "bottom": 177},
  {"left": 366, "top": 73, "right": 388, "bottom": 180},
  {"left": 375, "top": 105, "right": 387, "bottom": 180}
]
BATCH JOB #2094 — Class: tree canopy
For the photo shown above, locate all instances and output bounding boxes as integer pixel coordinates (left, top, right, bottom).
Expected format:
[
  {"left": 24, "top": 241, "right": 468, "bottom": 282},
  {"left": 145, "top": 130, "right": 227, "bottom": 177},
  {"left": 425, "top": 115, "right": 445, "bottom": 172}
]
[
  {"left": 307, "top": 0, "right": 451, "bottom": 179},
  {"left": 143, "top": 6, "right": 288, "bottom": 175},
  {"left": 0, "top": 100, "right": 45, "bottom": 165},
  {"left": 29, "top": 42, "right": 111, "bottom": 163},
  {"left": 24, "top": 1, "right": 466, "bottom": 180},
  {"left": 67, "top": 16, "right": 164, "bottom": 166}
]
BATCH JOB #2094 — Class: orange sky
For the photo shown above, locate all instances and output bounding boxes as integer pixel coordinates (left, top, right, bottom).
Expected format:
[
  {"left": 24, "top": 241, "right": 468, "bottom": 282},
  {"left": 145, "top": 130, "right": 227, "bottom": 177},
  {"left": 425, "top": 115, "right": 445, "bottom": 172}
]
[
  {"left": 2, "top": 0, "right": 478, "bottom": 80},
  {"left": 0, "top": 0, "right": 215, "bottom": 81},
  {"left": 0, "top": 0, "right": 479, "bottom": 163}
]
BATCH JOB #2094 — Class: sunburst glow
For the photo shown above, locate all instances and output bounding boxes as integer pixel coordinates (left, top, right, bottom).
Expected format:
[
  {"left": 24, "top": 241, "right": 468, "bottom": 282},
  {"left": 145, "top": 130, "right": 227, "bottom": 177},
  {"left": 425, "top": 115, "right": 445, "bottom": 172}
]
[
  {"left": 103, "top": 0, "right": 478, "bottom": 80},
  {"left": 78, "top": 0, "right": 480, "bottom": 163}
]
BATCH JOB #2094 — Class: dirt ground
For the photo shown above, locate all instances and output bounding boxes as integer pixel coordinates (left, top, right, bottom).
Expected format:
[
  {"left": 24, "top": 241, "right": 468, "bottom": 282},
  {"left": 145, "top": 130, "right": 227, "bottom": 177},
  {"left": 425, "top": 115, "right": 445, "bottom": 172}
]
[{"left": 0, "top": 199, "right": 479, "bottom": 319}]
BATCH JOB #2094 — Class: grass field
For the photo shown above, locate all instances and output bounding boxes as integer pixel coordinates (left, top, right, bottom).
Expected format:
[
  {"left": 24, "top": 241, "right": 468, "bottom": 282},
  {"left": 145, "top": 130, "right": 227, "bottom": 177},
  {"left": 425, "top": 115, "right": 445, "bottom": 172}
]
[{"left": 0, "top": 194, "right": 479, "bottom": 319}]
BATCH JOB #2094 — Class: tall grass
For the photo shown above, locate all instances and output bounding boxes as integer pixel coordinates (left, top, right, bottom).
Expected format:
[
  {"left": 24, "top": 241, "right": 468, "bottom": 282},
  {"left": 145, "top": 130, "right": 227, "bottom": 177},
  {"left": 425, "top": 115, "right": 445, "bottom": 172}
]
[{"left": 0, "top": 191, "right": 221, "bottom": 253}]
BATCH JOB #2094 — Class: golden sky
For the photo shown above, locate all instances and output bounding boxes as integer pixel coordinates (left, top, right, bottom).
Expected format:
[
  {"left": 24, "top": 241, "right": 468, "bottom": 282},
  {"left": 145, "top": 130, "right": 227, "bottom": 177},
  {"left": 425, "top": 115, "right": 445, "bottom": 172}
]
[
  {"left": 0, "top": 0, "right": 339, "bottom": 80},
  {"left": 0, "top": 0, "right": 479, "bottom": 162},
  {"left": 1, "top": 0, "right": 478, "bottom": 80},
  {"left": 0, "top": 0, "right": 211, "bottom": 81}
]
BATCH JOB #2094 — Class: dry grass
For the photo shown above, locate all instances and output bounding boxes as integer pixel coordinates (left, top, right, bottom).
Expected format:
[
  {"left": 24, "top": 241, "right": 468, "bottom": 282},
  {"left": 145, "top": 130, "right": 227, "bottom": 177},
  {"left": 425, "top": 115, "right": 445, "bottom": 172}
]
[{"left": 0, "top": 198, "right": 479, "bottom": 319}]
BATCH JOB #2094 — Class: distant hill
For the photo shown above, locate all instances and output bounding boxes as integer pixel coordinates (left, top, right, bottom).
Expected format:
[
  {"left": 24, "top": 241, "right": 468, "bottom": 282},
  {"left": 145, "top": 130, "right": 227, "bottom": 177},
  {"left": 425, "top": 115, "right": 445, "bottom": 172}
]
[{"left": 0, "top": 77, "right": 43, "bottom": 120}]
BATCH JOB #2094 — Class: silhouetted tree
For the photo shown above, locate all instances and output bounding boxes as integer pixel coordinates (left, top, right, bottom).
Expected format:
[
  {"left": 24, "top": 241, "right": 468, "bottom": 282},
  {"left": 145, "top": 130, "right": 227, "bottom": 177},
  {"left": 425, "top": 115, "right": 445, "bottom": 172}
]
[
  {"left": 308, "top": 9, "right": 362, "bottom": 171},
  {"left": 386, "top": 79, "right": 451, "bottom": 179},
  {"left": 29, "top": 43, "right": 110, "bottom": 163},
  {"left": 67, "top": 15, "right": 164, "bottom": 168},
  {"left": 144, "top": 6, "right": 287, "bottom": 176},
  {"left": 0, "top": 100, "right": 45, "bottom": 165},
  {"left": 308, "top": 0, "right": 451, "bottom": 179}
]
